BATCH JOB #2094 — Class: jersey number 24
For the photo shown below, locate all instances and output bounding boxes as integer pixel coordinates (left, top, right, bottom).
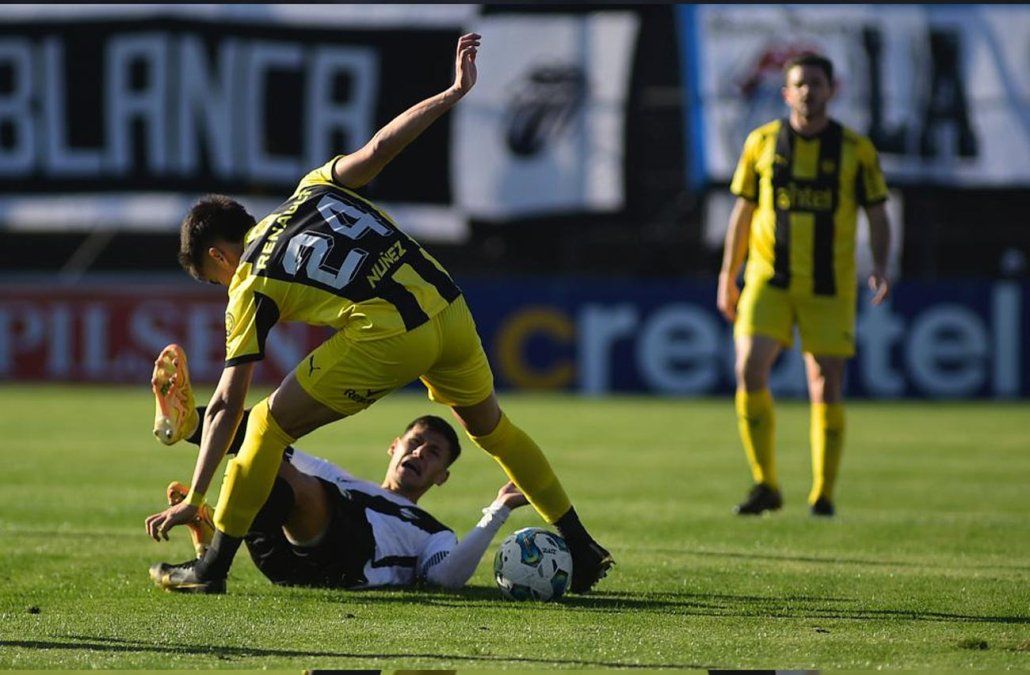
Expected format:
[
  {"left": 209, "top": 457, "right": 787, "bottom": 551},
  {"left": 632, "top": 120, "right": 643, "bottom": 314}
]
[{"left": 283, "top": 195, "right": 392, "bottom": 290}]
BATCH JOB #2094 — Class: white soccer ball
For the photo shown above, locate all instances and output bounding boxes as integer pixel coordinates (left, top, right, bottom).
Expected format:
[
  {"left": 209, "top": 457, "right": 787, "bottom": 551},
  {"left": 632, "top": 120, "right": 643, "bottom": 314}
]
[{"left": 493, "top": 527, "right": 573, "bottom": 601}]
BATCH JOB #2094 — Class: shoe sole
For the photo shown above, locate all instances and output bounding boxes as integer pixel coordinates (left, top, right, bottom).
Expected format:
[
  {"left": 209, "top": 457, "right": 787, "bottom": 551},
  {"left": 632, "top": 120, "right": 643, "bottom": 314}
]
[
  {"left": 152, "top": 344, "right": 195, "bottom": 445},
  {"left": 160, "top": 581, "right": 226, "bottom": 594},
  {"left": 733, "top": 505, "right": 783, "bottom": 515},
  {"left": 149, "top": 563, "right": 226, "bottom": 594}
]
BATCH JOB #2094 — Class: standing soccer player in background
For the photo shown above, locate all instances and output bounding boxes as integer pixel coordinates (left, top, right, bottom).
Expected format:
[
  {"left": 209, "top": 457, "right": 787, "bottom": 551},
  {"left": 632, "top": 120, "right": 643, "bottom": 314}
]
[
  {"left": 716, "top": 53, "right": 892, "bottom": 517},
  {"left": 144, "top": 33, "right": 612, "bottom": 593}
]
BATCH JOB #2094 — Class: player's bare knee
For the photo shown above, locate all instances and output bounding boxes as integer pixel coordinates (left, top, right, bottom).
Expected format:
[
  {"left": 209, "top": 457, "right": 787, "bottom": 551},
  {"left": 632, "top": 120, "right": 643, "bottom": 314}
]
[
  {"left": 736, "top": 356, "right": 768, "bottom": 391},
  {"left": 805, "top": 356, "right": 845, "bottom": 403},
  {"left": 807, "top": 372, "right": 841, "bottom": 404},
  {"left": 268, "top": 379, "right": 343, "bottom": 438},
  {"left": 451, "top": 393, "right": 501, "bottom": 436}
]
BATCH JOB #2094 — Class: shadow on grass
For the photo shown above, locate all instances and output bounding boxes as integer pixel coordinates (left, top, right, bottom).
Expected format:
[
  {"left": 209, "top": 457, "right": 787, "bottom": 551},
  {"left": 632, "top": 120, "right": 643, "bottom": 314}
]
[
  {"left": 648, "top": 546, "right": 1030, "bottom": 573},
  {"left": 1, "top": 634, "right": 704, "bottom": 669},
  {"left": 338, "top": 585, "right": 1030, "bottom": 626}
]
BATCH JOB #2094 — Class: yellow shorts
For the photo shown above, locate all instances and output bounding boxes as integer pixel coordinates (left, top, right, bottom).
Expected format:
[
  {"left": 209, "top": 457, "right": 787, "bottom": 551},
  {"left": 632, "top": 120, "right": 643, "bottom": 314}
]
[
  {"left": 734, "top": 280, "right": 856, "bottom": 357},
  {"left": 295, "top": 295, "right": 495, "bottom": 416}
]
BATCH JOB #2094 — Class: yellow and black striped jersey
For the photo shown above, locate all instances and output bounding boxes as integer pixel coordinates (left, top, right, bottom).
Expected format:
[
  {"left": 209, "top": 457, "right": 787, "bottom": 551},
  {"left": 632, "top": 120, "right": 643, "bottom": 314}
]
[
  {"left": 730, "top": 118, "right": 888, "bottom": 297},
  {"left": 224, "top": 158, "right": 461, "bottom": 366}
]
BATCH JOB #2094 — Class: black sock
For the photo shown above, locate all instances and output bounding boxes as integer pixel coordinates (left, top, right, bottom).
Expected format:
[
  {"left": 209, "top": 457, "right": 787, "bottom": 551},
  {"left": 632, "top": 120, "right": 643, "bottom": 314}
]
[
  {"left": 554, "top": 507, "right": 592, "bottom": 545},
  {"left": 187, "top": 406, "right": 252, "bottom": 455},
  {"left": 250, "top": 477, "right": 296, "bottom": 533},
  {"left": 186, "top": 407, "right": 205, "bottom": 445},
  {"left": 195, "top": 530, "right": 243, "bottom": 580}
]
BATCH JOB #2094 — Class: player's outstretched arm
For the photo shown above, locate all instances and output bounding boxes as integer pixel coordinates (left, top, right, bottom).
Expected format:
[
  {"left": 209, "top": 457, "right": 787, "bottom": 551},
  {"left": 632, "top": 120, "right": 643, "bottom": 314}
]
[
  {"left": 332, "top": 32, "right": 481, "bottom": 189},
  {"left": 421, "top": 482, "right": 528, "bottom": 590},
  {"left": 145, "top": 363, "right": 255, "bottom": 542}
]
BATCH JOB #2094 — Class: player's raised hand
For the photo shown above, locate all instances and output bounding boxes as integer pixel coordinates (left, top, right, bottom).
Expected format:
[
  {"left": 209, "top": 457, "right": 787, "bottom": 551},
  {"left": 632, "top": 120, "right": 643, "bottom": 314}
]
[
  {"left": 495, "top": 481, "right": 529, "bottom": 510},
  {"left": 145, "top": 501, "right": 198, "bottom": 542},
  {"left": 868, "top": 270, "right": 891, "bottom": 305},
  {"left": 451, "top": 33, "right": 480, "bottom": 97}
]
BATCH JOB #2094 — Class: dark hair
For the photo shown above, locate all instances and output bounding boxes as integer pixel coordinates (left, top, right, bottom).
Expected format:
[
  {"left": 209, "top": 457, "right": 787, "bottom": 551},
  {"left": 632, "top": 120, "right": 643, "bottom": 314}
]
[
  {"left": 405, "top": 415, "right": 461, "bottom": 465},
  {"left": 178, "top": 195, "right": 256, "bottom": 281},
  {"left": 783, "top": 52, "right": 834, "bottom": 85}
]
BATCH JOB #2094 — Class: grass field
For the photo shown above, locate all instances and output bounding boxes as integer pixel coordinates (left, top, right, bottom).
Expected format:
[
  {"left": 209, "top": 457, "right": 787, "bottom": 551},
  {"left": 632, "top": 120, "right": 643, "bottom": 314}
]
[{"left": 0, "top": 385, "right": 1027, "bottom": 670}]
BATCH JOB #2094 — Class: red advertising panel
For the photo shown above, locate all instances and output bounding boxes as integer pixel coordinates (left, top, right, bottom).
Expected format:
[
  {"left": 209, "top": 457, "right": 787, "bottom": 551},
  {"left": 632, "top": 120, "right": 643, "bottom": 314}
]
[{"left": 0, "top": 284, "right": 330, "bottom": 385}]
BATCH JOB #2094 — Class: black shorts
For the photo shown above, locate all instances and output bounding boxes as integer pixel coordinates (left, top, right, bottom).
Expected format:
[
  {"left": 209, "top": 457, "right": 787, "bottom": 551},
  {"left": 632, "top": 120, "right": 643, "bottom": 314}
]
[{"left": 244, "top": 477, "right": 375, "bottom": 589}]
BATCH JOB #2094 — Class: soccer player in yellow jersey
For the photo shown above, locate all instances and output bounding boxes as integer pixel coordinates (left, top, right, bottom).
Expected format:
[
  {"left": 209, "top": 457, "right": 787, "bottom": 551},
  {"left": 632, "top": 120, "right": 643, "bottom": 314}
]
[
  {"left": 717, "top": 53, "right": 892, "bottom": 517},
  {"left": 144, "top": 34, "right": 612, "bottom": 593}
]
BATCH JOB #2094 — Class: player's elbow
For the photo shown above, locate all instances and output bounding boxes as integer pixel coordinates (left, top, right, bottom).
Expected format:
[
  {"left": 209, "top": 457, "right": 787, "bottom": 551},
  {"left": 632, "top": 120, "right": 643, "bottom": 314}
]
[
  {"left": 362, "top": 137, "right": 397, "bottom": 180},
  {"left": 423, "top": 563, "right": 467, "bottom": 591},
  {"left": 333, "top": 142, "right": 386, "bottom": 188}
]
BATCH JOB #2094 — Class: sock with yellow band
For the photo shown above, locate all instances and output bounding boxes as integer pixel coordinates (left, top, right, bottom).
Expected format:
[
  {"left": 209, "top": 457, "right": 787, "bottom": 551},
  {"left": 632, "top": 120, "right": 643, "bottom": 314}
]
[
  {"left": 468, "top": 413, "right": 571, "bottom": 524},
  {"left": 213, "top": 398, "right": 296, "bottom": 538},
  {"left": 736, "top": 388, "right": 777, "bottom": 488},
  {"left": 809, "top": 402, "right": 845, "bottom": 504},
  {"left": 197, "top": 398, "right": 295, "bottom": 581}
]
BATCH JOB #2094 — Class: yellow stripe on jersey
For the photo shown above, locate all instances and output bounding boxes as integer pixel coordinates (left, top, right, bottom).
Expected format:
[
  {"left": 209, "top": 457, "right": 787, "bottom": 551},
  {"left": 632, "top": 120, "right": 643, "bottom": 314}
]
[
  {"left": 223, "top": 157, "right": 461, "bottom": 366},
  {"left": 730, "top": 119, "right": 888, "bottom": 298}
]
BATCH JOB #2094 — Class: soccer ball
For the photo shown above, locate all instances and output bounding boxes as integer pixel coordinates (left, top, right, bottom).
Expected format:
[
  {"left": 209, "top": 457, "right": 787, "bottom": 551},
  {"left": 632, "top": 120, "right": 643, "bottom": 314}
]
[{"left": 493, "top": 527, "right": 573, "bottom": 601}]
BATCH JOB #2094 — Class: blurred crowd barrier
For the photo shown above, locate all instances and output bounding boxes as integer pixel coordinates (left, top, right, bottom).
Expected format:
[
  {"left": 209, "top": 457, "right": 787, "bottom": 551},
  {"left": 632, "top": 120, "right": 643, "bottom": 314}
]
[
  {"left": 681, "top": 5, "right": 1030, "bottom": 189},
  {"left": 0, "top": 4, "right": 639, "bottom": 241},
  {"left": 1, "top": 4, "right": 1027, "bottom": 249},
  {"left": 2, "top": 278, "right": 1025, "bottom": 399}
]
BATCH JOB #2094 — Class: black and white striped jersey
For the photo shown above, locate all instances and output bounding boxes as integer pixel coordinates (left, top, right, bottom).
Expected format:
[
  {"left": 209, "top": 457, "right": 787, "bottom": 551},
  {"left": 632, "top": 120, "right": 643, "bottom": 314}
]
[{"left": 287, "top": 448, "right": 458, "bottom": 588}]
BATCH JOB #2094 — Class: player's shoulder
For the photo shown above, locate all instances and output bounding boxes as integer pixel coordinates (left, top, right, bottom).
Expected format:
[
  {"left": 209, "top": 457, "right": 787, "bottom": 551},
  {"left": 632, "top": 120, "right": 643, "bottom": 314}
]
[
  {"left": 295, "top": 155, "right": 349, "bottom": 193},
  {"left": 746, "top": 119, "right": 783, "bottom": 145},
  {"left": 244, "top": 216, "right": 273, "bottom": 247},
  {"left": 754, "top": 119, "right": 783, "bottom": 136},
  {"left": 225, "top": 263, "right": 260, "bottom": 301},
  {"left": 838, "top": 121, "right": 877, "bottom": 150},
  {"left": 406, "top": 502, "right": 453, "bottom": 534},
  {"left": 736, "top": 120, "right": 782, "bottom": 160}
]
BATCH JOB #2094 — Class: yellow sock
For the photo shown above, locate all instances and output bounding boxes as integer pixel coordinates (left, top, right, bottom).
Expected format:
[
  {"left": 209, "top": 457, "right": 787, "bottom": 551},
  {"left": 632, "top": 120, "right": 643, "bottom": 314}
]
[
  {"left": 809, "top": 402, "right": 845, "bottom": 504},
  {"left": 736, "top": 388, "right": 777, "bottom": 488},
  {"left": 213, "top": 399, "right": 295, "bottom": 537},
  {"left": 468, "top": 413, "right": 571, "bottom": 524}
]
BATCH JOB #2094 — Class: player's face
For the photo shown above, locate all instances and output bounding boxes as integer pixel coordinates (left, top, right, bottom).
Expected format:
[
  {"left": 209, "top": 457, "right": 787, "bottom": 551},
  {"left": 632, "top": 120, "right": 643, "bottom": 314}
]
[
  {"left": 388, "top": 424, "right": 452, "bottom": 492},
  {"left": 782, "top": 64, "right": 834, "bottom": 120},
  {"left": 200, "top": 241, "right": 242, "bottom": 286},
  {"left": 199, "top": 256, "right": 229, "bottom": 286}
]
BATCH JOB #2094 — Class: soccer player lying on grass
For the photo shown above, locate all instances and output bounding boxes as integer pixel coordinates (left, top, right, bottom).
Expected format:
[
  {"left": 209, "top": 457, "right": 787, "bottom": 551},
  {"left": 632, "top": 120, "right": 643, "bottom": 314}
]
[{"left": 150, "top": 402, "right": 529, "bottom": 592}]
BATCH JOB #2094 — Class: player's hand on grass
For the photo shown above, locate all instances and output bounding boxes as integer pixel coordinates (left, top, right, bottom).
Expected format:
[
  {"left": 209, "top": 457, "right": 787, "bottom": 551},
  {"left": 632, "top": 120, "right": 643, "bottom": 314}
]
[
  {"left": 494, "top": 481, "right": 529, "bottom": 510},
  {"left": 717, "top": 271, "right": 740, "bottom": 322},
  {"left": 868, "top": 269, "right": 891, "bottom": 305},
  {"left": 145, "top": 501, "right": 198, "bottom": 542},
  {"left": 450, "top": 33, "right": 480, "bottom": 97}
]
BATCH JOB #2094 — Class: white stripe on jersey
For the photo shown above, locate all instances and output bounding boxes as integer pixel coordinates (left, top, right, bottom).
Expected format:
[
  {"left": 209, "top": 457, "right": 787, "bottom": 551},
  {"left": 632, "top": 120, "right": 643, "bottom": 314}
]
[{"left": 287, "top": 448, "right": 457, "bottom": 588}]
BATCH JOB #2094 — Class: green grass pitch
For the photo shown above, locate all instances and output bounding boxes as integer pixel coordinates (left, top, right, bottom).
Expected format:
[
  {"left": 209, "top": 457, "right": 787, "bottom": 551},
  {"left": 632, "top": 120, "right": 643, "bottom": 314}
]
[{"left": 0, "top": 385, "right": 1027, "bottom": 670}]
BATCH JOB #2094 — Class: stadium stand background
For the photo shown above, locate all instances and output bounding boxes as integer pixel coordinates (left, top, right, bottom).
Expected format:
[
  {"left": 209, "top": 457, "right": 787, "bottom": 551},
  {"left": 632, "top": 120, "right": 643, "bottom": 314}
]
[{"left": 1, "top": 4, "right": 1027, "bottom": 397}]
